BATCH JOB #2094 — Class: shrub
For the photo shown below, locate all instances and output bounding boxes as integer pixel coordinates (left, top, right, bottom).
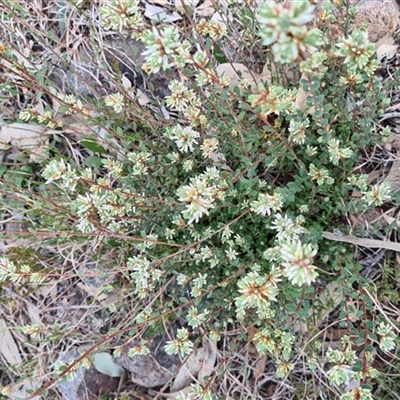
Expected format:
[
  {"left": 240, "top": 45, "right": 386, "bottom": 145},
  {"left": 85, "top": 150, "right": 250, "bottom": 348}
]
[{"left": 0, "top": 1, "right": 399, "bottom": 399}]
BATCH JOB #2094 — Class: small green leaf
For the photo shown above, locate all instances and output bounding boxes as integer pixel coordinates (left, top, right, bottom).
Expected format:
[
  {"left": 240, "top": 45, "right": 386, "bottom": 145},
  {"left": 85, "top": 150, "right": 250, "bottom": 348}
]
[
  {"left": 311, "top": 78, "right": 320, "bottom": 91},
  {"left": 58, "top": 105, "right": 70, "bottom": 113},
  {"left": 213, "top": 44, "right": 227, "bottom": 64},
  {"left": 85, "top": 156, "right": 103, "bottom": 168},
  {"left": 81, "top": 140, "right": 107, "bottom": 154},
  {"left": 301, "top": 79, "right": 310, "bottom": 91},
  {"left": 0, "top": 165, "right": 8, "bottom": 178}
]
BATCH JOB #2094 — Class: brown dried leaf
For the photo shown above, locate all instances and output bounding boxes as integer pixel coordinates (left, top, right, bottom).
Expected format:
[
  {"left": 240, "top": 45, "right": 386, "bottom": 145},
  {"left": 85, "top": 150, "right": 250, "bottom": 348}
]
[
  {"left": 216, "top": 62, "right": 272, "bottom": 95},
  {"left": 38, "top": 279, "right": 58, "bottom": 301},
  {"left": 216, "top": 63, "right": 259, "bottom": 92},
  {"left": 26, "top": 304, "right": 42, "bottom": 326},
  {"left": 148, "top": 0, "right": 169, "bottom": 5},
  {"left": 77, "top": 282, "right": 109, "bottom": 302},
  {"left": 376, "top": 43, "right": 398, "bottom": 61},
  {"left": 137, "top": 88, "right": 151, "bottom": 106},
  {"left": 171, "top": 348, "right": 204, "bottom": 391},
  {"left": 198, "top": 337, "right": 217, "bottom": 384},
  {"left": 160, "top": 385, "right": 193, "bottom": 399},
  {"left": 6, "top": 380, "right": 41, "bottom": 400},
  {"left": 254, "top": 356, "right": 267, "bottom": 381},
  {"left": 295, "top": 72, "right": 315, "bottom": 115},
  {"left": 314, "top": 282, "right": 344, "bottom": 326},
  {"left": 0, "top": 318, "right": 22, "bottom": 365},
  {"left": 0, "top": 122, "right": 48, "bottom": 161},
  {"left": 322, "top": 231, "right": 400, "bottom": 252},
  {"left": 195, "top": 0, "right": 227, "bottom": 17},
  {"left": 144, "top": 1, "right": 182, "bottom": 22},
  {"left": 384, "top": 159, "right": 400, "bottom": 193},
  {"left": 171, "top": 336, "right": 217, "bottom": 391}
]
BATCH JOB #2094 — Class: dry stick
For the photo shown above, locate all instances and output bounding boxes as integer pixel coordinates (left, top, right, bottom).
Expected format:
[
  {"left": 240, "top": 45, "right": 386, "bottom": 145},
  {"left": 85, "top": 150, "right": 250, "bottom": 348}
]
[
  {"left": 322, "top": 231, "right": 400, "bottom": 252},
  {"left": 378, "top": 112, "right": 400, "bottom": 123}
]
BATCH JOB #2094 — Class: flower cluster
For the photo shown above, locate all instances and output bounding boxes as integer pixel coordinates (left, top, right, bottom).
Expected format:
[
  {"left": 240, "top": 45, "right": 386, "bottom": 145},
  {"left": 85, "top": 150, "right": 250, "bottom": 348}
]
[
  {"left": 127, "top": 150, "right": 152, "bottom": 175},
  {"left": 288, "top": 119, "right": 309, "bottom": 145},
  {"left": 42, "top": 159, "right": 79, "bottom": 190},
  {"left": 270, "top": 213, "right": 305, "bottom": 243},
  {"left": 250, "top": 191, "right": 284, "bottom": 216},
  {"left": 19, "top": 108, "right": 63, "bottom": 128},
  {"left": 362, "top": 182, "right": 392, "bottom": 207},
  {"left": 254, "top": 327, "right": 296, "bottom": 364},
  {"left": 280, "top": 241, "right": 318, "bottom": 286},
  {"left": 308, "top": 163, "right": 334, "bottom": 186},
  {"left": 164, "top": 328, "right": 193, "bottom": 357},
  {"left": 257, "top": 0, "right": 323, "bottom": 63},
  {"left": 104, "top": 92, "right": 125, "bottom": 113},
  {"left": 99, "top": 0, "right": 142, "bottom": 31},
  {"left": 0, "top": 257, "right": 44, "bottom": 284},
  {"left": 249, "top": 84, "right": 296, "bottom": 116},
  {"left": 235, "top": 266, "right": 280, "bottom": 319},
  {"left": 327, "top": 138, "right": 354, "bottom": 165},
  {"left": 166, "top": 80, "right": 201, "bottom": 113},
  {"left": 142, "top": 26, "right": 191, "bottom": 73},
  {"left": 335, "top": 29, "right": 377, "bottom": 74},
  {"left": 326, "top": 344, "right": 358, "bottom": 387},
  {"left": 127, "top": 256, "right": 162, "bottom": 298},
  {"left": 164, "top": 124, "right": 200, "bottom": 153},
  {"left": 176, "top": 167, "right": 227, "bottom": 224},
  {"left": 197, "top": 18, "right": 227, "bottom": 39},
  {"left": 376, "top": 321, "right": 397, "bottom": 353}
]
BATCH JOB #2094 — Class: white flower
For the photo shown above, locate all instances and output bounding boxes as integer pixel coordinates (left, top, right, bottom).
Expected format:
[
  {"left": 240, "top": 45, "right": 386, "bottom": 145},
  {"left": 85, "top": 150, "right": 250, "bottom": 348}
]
[
  {"left": 177, "top": 177, "right": 216, "bottom": 224},
  {"left": 166, "top": 80, "right": 200, "bottom": 111},
  {"left": 164, "top": 125, "right": 200, "bottom": 153},
  {"left": 362, "top": 183, "right": 392, "bottom": 206},
  {"left": 270, "top": 213, "right": 304, "bottom": 243},
  {"left": 104, "top": 92, "right": 124, "bottom": 113},
  {"left": 327, "top": 138, "right": 354, "bottom": 165},
  {"left": 200, "top": 137, "right": 219, "bottom": 158},
  {"left": 250, "top": 192, "right": 284, "bottom": 216},
  {"left": 280, "top": 241, "right": 318, "bottom": 286},
  {"left": 288, "top": 119, "right": 309, "bottom": 145}
]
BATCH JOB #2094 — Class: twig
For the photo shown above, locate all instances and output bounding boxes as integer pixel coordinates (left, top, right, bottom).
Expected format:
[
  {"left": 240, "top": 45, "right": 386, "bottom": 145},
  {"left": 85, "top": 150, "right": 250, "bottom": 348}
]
[
  {"left": 322, "top": 231, "right": 400, "bottom": 252},
  {"left": 378, "top": 112, "right": 400, "bottom": 122}
]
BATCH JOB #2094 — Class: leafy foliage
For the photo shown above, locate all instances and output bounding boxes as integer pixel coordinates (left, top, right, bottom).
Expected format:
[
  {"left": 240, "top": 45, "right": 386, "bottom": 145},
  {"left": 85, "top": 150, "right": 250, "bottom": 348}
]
[{"left": 0, "top": 1, "right": 399, "bottom": 399}]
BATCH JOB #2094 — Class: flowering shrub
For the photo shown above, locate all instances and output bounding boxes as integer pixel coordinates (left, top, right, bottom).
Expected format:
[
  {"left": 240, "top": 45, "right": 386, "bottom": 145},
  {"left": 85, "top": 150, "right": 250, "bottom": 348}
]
[{"left": 1, "top": 0, "right": 399, "bottom": 399}]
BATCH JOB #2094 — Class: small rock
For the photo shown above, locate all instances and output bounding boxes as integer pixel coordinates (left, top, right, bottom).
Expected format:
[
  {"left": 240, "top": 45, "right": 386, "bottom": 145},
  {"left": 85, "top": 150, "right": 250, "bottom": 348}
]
[
  {"left": 56, "top": 349, "right": 120, "bottom": 400},
  {"left": 315, "top": 0, "right": 399, "bottom": 44},
  {"left": 115, "top": 329, "right": 181, "bottom": 388}
]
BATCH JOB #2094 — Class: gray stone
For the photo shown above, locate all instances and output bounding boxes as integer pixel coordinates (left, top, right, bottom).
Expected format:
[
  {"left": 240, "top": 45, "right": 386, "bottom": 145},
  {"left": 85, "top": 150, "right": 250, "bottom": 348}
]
[{"left": 115, "top": 329, "right": 181, "bottom": 388}]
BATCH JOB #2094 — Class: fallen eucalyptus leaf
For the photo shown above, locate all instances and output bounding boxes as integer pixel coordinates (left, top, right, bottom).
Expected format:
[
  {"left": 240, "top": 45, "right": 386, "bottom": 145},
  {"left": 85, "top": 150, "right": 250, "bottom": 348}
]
[
  {"left": 198, "top": 337, "right": 217, "bottom": 384},
  {"left": 376, "top": 43, "right": 398, "bottom": 61},
  {"left": 0, "top": 318, "right": 22, "bottom": 365},
  {"left": 144, "top": 1, "right": 182, "bottom": 22},
  {"left": 216, "top": 63, "right": 259, "bottom": 92},
  {"left": 171, "top": 348, "right": 205, "bottom": 391},
  {"left": 0, "top": 122, "right": 48, "bottom": 161},
  {"left": 93, "top": 352, "right": 125, "bottom": 377}
]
